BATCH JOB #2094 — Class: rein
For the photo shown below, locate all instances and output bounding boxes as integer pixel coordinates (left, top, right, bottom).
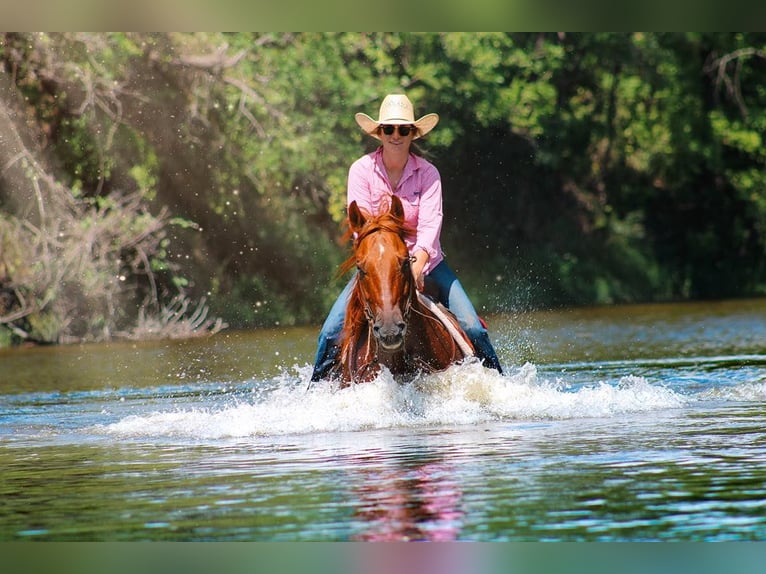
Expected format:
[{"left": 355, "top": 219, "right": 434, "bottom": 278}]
[{"left": 416, "top": 292, "right": 475, "bottom": 357}]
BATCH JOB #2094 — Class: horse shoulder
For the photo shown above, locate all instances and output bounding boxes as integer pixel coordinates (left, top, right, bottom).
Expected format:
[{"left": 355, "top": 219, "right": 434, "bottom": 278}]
[{"left": 406, "top": 299, "right": 472, "bottom": 369}]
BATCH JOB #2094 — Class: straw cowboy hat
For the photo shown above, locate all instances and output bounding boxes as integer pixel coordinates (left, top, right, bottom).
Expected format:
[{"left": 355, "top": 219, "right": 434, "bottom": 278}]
[{"left": 355, "top": 94, "right": 439, "bottom": 140}]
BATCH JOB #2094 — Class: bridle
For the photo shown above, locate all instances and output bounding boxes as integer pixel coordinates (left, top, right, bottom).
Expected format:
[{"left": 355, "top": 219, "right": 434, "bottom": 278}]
[{"left": 353, "top": 226, "right": 417, "bottom": 341}]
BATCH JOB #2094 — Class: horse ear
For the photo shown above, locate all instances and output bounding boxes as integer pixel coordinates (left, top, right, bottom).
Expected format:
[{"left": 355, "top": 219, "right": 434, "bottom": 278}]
[
  {"left": 348, "top": 201, "right": 366, "bottom": 232},
  {"left": 389, "top": 195, "right": 405, "bottom": 221}
]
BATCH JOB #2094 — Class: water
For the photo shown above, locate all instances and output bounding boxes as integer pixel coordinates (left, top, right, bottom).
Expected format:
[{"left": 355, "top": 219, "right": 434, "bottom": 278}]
[{"left": 2, "top": 299, "right": 766, "bottom": 541}]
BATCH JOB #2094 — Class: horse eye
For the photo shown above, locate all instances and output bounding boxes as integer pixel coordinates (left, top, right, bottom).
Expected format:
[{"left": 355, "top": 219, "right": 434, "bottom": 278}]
[{"left": 356, "top": 264, "right": 366, "bottom": 277}]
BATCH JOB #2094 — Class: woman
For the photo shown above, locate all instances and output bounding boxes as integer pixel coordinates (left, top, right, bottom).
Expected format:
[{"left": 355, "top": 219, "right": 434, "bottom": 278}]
[{"left": 311, "top": 94, "right": 502, "bottom": 381}]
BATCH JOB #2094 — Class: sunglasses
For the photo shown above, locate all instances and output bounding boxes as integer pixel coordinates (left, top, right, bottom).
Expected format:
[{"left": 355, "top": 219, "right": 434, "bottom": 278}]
[{"left": 380, "top": 125, "right": 415, "bottom": 137}]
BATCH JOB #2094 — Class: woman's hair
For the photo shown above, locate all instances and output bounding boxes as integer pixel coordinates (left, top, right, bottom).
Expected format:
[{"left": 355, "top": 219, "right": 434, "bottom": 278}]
[{"left": 411, "top": 136, "right": 439, "bottom": 161}]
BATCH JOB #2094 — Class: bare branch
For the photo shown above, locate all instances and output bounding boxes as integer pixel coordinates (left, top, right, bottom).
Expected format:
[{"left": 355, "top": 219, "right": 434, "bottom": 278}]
[
  {"left": 704, "top": 47, "right": 766, "bottom": 119},
  {"left": 176, "top": 44, "right": 247, "bottom": 73}
]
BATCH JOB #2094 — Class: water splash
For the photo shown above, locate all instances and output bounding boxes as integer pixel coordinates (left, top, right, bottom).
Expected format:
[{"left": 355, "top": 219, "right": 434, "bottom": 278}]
[
  {"left": 98, "top": 361, "right": 688, "bottom": 439},
  {"left": 698, "top": 381, "right": 766, "bottom": 402}
]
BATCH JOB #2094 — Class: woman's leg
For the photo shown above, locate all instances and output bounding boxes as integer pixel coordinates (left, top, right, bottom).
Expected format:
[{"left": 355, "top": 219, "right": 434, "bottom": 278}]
[
  {"left": 311, "top": 275, "right": 355, "bottom": 381},
  {"left": 425, "top": 260, "right": 503, "bottom": 373}
]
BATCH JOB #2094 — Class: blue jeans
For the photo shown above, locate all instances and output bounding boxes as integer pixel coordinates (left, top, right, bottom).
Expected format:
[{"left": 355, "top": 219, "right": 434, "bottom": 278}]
[{"left": 311, "top": 260, "right": 502, "bottom": 380}]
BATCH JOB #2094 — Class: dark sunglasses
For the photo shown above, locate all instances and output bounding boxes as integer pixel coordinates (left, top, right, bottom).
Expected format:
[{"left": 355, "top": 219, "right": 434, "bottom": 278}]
[{"left": 380, "top": 124, "right": 415, "bottom": 137}]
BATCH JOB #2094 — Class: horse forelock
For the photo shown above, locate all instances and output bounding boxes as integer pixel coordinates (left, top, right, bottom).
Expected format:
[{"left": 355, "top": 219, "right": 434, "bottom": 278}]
[
  {"left": 337, "top": 208, "right": 412, "bottom": 277},
  {"left": 355, "top": 213, "right": 407, "bottom": 245}
]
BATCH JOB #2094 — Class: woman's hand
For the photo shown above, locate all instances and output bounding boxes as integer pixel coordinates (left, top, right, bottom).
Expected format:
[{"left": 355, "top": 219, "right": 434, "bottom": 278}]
[{"left": 411, "top": 249, "right": 429, "bottom": 292}]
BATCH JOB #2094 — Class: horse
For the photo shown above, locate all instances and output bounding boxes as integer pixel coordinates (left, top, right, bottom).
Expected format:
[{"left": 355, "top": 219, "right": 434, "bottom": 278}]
[{"left": 330, "top": 195, "right": 475, "bottom": 386}]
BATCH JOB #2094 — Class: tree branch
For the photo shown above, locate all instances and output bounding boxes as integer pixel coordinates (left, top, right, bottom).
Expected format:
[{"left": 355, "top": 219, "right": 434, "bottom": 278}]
[{"left": 704, "top": 47, "right": 766, "bottom": 119}]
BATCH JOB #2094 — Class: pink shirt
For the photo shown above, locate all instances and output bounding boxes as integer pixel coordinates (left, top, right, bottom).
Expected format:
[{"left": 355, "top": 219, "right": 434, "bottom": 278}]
[{"left": 347, "top": 147, "right": 444, "bottom": 275}]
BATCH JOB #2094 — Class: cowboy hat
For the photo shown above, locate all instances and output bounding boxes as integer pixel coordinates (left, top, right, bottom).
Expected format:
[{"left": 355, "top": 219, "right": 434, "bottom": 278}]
[{"left": 354, "top": 94, "right": 439, "bottom": 140}]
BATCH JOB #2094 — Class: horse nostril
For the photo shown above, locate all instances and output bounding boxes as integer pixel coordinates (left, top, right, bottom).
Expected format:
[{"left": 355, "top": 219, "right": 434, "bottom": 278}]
[{"left": 397, "top": 322, "right": 406, "bottom": 333}]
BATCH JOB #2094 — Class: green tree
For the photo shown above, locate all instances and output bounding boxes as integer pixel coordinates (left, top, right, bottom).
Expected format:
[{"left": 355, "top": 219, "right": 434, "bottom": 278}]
[{"left": 3, "top": 32, "right": 766, "bottom": 348}]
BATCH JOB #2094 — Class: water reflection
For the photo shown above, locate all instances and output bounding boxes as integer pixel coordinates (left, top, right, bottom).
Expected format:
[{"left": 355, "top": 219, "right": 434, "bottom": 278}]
[{"left": 349, "top": 453, "right": 464, "bottom": 542}]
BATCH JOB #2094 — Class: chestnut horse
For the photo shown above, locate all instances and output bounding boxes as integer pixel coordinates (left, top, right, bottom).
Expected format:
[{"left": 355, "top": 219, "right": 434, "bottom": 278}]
[{"left": 332, "top": 196, "right": 474, "bottom": 386}]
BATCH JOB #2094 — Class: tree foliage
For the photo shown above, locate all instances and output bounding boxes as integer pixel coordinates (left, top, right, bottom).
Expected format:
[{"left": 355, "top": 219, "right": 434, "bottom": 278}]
[{"left": 1, "top": 32, "right": 765, "bottom": 345}]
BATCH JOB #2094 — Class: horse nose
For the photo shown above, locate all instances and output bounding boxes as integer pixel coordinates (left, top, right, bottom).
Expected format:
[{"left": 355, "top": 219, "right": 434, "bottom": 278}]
[{"left": 373, "top": 320, "right": 406, "bottom": 350}]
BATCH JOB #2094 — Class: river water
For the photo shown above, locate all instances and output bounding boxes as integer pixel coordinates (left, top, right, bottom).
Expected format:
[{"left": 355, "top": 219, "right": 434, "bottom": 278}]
[{"left": 2, "top": 298, "right": 766, "bottom": 541}]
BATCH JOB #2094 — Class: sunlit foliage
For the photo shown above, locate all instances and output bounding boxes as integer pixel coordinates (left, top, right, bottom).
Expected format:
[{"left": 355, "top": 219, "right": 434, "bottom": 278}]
[{"left": 1, "top": 33, "right": 765, "bottom": 344}]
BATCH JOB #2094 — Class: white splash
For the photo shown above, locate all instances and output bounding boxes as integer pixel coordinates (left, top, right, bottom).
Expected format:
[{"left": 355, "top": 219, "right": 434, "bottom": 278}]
[
  {"left": 98, "top": 361, "right": 689, "bottom": 439},
  {"left": 698, "top": 381, "right": 766, "bottom": 402}
]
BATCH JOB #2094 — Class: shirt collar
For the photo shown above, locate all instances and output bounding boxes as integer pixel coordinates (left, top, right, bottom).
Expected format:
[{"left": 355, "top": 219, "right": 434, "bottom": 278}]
[{"left": 373, "top": 147, "right": 421, "bottom": 180}]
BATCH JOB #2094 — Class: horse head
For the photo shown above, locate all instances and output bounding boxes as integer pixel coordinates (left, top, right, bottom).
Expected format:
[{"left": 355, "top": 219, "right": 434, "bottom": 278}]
[{"left": 348, "top": 196, "right": 415, "bottom": 352}]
